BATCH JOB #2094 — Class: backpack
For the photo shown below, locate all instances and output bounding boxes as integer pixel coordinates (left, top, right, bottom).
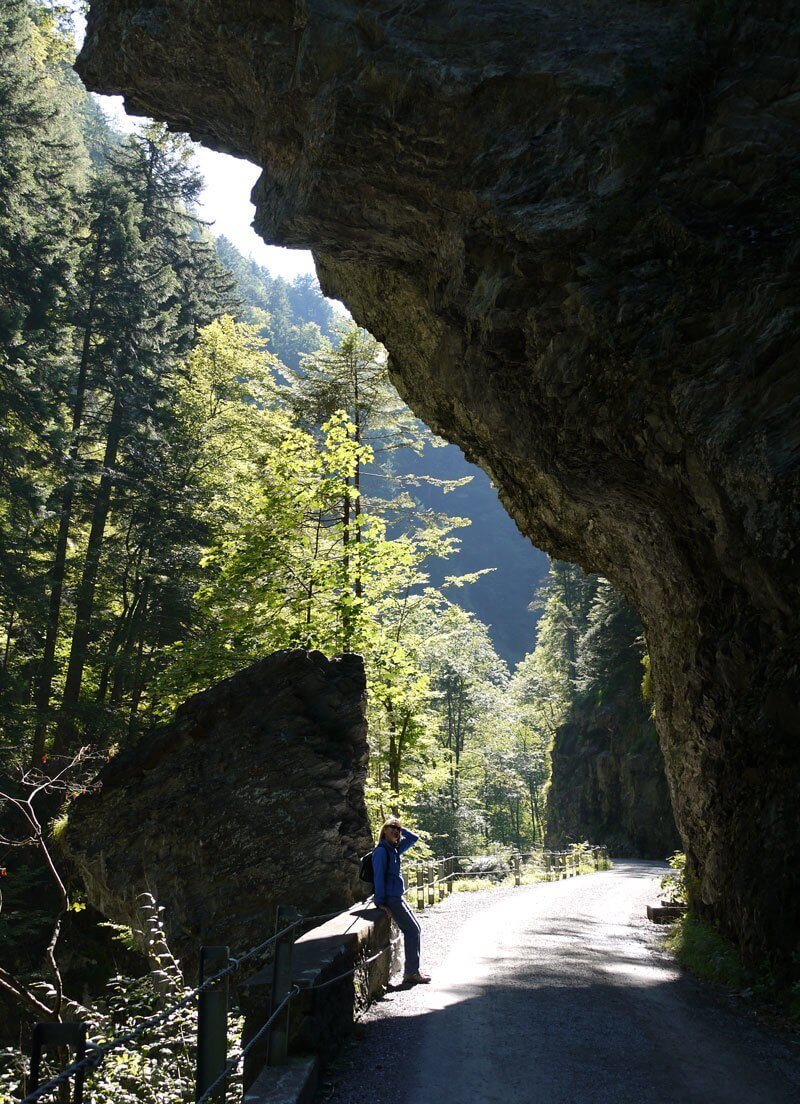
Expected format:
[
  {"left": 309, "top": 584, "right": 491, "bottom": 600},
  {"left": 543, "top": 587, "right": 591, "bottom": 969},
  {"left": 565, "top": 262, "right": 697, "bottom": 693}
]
[{"left": 359, "top": 849, "right": 375, "bottom": 884}]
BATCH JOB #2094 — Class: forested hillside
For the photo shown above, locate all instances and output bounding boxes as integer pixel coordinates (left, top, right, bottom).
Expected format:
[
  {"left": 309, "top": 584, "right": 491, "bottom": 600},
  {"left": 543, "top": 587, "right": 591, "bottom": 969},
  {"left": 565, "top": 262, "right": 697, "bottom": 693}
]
[
  {"left": 0, "top": 0, "right": 558, "bottom": 851},
  {"left": 541, "top": 567, "right": 678, "bottom": 857}
]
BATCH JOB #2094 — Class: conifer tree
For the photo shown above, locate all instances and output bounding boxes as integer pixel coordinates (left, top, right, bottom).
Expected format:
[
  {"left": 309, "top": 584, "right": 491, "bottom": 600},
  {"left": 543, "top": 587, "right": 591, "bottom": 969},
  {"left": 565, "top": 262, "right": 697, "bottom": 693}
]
[
  {"left": 574, "top": 579, "right": 644, "bottom": 700},
  {"left": 0, "top": 0, "right": 84, "bottom": 744},
  {"left": 52, "top": 130, "right": 234, "bottom": 750}
]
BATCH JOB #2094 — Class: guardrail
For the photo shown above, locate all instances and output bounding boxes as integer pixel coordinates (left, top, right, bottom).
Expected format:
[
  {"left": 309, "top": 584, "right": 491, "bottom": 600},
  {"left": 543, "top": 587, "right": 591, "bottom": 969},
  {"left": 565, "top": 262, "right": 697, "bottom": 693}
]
[
  {"left": 22, "top": 844, "right": 609, "bottom": 1102},
  {"left": 21, "top": 906, "right": 349, "bottom": 1104},
  {"left": 407, "top": 846, "right": 610, "bottom": 908}
]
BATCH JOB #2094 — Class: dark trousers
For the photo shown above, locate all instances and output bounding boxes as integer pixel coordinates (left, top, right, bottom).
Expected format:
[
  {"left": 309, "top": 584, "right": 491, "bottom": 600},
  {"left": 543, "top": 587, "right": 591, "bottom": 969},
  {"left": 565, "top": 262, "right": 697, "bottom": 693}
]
[{"left": 385, "top": 895, "right": 420, "bottom": 975}]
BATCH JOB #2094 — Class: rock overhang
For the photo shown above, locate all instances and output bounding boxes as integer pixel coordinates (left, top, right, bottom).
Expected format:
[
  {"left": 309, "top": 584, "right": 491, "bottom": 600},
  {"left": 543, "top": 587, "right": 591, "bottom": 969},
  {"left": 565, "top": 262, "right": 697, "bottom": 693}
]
[{"left": 76, "top": 0, "right": 800, "bottom": 973}]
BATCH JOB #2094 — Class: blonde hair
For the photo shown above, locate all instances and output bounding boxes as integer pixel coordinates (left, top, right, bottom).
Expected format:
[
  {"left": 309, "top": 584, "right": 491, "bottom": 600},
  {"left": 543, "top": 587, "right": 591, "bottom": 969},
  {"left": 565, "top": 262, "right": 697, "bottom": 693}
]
[{"left": 379, "top": 817, "right": 401, "bottom": 843}]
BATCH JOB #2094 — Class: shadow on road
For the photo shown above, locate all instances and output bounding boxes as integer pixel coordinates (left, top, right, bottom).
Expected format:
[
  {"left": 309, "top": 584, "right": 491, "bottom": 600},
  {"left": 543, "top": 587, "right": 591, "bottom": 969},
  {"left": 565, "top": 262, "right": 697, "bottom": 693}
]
[
  {"left": 356, "top": 967, "right": 800, "bottom": 1104},
  {"left": 323, "top": 862, "right": 800, "bottom": 1104}
]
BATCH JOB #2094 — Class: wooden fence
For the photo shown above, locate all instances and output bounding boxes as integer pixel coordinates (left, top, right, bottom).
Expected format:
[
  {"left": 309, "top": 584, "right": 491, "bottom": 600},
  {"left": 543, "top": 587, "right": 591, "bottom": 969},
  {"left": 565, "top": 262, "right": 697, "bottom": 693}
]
[{"left": 407, "top": 846, "right": 611, "bottom": 909}]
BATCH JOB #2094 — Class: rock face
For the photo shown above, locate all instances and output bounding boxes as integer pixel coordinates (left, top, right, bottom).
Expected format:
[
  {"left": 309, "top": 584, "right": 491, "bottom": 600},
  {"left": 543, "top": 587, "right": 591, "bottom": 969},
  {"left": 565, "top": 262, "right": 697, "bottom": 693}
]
[
  {"left": 63, "top": 650, "right": 372, "bottom": 970},
  {"left": 76, "top": 3, "right": 800, "bottom": 972},
  {"left": 546, "top": 700, "right": 680, "bottom": 860}
]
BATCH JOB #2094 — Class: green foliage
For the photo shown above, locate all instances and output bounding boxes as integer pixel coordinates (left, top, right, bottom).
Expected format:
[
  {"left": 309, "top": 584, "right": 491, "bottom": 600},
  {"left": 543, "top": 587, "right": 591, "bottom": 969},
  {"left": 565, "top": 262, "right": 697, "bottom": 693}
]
[
  {"left": 0, "top": 970, "right": 245, "bottom": 1104},
  {"left": 665, "top": 916, "right": 749, "bottom": 990},
  {"left": 575, "top": 579, "right": 643, "bottom": 701},
  {"left": 99, "top": 921, "right": 142, "bottom": 954},
  {"left": 641, "top": 651, "right": 652, "bottom": 702},
  {"left": 0, "top": 11, "right": 239, "bottom": 758},
  {"left": 0, "top": 13, "right": 661, "bottom": 1086},
  {"left": 660, "top": 850, "right": 688, "bottom": 905},
  {"left": 0, "top": 0, "right": 87, "bottom": 746}
]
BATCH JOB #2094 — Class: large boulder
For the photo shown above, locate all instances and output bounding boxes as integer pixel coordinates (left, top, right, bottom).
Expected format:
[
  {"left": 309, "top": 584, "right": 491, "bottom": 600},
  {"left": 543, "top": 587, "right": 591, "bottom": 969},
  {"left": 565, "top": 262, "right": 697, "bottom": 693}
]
[
  {"left": 63, "top": 650, "right": 372, "bottom": 971},
  {"left": 76, "top": 2, "right": 800, "bottom": 973}
]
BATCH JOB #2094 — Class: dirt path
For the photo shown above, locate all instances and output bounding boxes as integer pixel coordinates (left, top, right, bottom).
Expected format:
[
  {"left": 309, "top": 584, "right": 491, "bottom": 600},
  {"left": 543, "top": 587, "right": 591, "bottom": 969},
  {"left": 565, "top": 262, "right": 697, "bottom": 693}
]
[{"left": 322, "top": 860, "right": 800, "bottom": 1104}]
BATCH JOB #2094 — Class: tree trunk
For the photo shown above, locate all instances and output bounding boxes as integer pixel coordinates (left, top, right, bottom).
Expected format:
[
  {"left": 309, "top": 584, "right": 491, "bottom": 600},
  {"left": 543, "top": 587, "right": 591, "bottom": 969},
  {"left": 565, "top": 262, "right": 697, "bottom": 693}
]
[
  {"left": 341, "top": 484, "right": 351, "bottom": 648},
  {"left": 97, "top": 578, "right": 145, "bottom": 704},
  {"left": 53, "top": 391, "right": 125, "bottom": 752},
  {"left": 32, "top": 240, "right": 102, "bottom": 763},
  {"left": 126, "top": 610, "right": 149, "bottom": 738},
  {"left": 353, "top": 367, "right": 363, "bottom": 602},
  {"left": 2, "top": 605, "right": 16, "bottom": 673}
]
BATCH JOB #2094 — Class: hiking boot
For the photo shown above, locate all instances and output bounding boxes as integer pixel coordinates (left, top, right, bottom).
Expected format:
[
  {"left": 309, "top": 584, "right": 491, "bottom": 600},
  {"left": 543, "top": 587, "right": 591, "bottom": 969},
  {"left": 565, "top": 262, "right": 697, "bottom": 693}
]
[{"left": 403, "top": 971, "right": 431, "bottom": 985}]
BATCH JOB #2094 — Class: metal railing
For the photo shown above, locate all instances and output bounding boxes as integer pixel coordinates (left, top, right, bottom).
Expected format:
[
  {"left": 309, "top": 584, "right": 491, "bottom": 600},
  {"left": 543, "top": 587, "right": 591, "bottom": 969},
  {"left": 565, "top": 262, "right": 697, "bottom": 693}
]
[{"left": 21, "top": 906, "right": 345, "bottom": 1104}]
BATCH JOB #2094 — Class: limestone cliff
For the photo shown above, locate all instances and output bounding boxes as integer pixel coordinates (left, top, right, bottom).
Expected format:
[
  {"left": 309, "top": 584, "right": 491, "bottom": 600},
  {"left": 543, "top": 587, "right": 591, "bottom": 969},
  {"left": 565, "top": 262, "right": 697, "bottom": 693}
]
[
  {"left": 546, "top": 698, "right": 679, "bottom": 860},
  {"left": 63, "top": 650, "right": 372, "bottom": 969},
  {"left": 76, "top": 2, "right": 800, "bottom": 974}
]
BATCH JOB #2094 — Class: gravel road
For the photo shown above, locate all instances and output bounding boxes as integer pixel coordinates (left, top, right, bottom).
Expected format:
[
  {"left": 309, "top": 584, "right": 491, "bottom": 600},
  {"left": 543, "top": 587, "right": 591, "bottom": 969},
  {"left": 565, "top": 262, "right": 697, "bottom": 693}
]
[{"left": 320, "top": 860, "right": 800, "bottom": 1104}]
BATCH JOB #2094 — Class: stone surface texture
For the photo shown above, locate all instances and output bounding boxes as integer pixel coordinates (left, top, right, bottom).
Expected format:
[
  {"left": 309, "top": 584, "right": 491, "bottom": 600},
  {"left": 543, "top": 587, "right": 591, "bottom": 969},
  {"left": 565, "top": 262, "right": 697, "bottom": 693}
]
[
  {"left": 76, "top": 2, "right": 800, "bottom": 971},
  {"left": 239, "top": 903, "right": 397, "bottom": 1088},
  {"left": 63, "top": 650, "right": 372, "bottom": 969},
  {"left": 546, "top": 698, "right": 680, "bottom": 859}
]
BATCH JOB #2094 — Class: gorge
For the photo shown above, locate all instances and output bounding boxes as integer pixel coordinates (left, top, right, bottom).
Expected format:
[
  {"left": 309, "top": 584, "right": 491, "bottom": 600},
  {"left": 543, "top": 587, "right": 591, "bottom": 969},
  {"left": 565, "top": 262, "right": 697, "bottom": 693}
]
[{"left": 76, "top": 0, "right": 800, "bottom": 975}]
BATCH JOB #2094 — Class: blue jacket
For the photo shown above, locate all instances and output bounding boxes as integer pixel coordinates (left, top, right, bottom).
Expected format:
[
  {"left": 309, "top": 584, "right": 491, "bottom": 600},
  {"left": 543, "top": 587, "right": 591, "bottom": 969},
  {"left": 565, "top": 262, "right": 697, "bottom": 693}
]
[{"left": 372, "top": 828, "right": 419, "bottom": 906}]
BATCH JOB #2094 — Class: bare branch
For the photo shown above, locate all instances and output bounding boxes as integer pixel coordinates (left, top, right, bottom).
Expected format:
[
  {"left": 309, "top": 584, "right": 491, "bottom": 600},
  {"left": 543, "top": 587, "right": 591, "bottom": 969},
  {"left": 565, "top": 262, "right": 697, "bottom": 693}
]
[{"left": 0, "top": 966, "right": 55, "bottom": 1020}]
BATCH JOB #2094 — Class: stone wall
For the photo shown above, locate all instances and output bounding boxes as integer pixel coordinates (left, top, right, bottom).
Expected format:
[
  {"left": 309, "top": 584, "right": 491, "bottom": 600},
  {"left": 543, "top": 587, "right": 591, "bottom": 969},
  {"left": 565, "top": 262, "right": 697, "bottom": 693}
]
[
  {"left": 239, "top": 903, "right": 398, "bottom": 1091},
  {"left": 63, "top": 650, "right": 373, "bottom": 973}
]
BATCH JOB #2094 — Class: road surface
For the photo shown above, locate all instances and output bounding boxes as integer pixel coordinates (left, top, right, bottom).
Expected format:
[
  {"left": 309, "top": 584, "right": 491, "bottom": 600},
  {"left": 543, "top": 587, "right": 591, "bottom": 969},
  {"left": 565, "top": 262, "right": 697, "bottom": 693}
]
[{"left": 324, "top": 860, "right": 800, "bottom": 1104}]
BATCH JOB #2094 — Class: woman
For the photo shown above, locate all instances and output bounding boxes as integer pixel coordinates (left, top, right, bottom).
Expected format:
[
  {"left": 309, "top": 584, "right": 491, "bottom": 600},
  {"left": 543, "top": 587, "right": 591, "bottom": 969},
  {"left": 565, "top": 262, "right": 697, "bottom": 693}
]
[{"left": 372, "top": 817, "right": 431, "bottom": 985}]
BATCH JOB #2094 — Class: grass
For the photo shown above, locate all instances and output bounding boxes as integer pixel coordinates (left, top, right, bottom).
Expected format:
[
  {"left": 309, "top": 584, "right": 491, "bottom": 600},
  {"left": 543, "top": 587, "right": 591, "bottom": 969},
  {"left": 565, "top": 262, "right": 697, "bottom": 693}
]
[
  {"left": 664, "top": 915, "right": 800, "bottom": 1027},
  {"left": 453, "top": 875, "right": 509, "bottom": 893},
  {"left": 665, "top": 915, "right": 749, "bottom": 989}
]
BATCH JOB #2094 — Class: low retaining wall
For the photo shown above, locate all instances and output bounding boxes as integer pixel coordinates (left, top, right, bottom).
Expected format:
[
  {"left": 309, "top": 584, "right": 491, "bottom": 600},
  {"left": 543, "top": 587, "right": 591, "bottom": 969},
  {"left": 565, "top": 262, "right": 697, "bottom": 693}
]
[{"left": 239, "top": 903, "right": 400, "bottom": 1092}]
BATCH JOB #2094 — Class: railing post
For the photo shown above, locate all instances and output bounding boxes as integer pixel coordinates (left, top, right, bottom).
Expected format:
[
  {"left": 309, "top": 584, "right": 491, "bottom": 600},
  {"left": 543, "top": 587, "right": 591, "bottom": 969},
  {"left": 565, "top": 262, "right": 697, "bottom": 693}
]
[
  {"left": 514, "top": 852, "right": 521, "bottom": 887},
  {"left": 196, "top": 945, "right": 229, "bottom": 1103},
  {"left": 30, "top": 1022, "right": 87, "bottom": 1104},
  {"left": 438, "top": 859, "right": 445, "bottom": 901},
  {"left": 447, "top": 856, "right": 453, "bottom": 894},
  {"left": 427, "top": 860, "right": 435, "bottom": 906},
  {"left": 267, "top": 906, "right": 299, "bottom": 1067},
  {"left": 416, "top": 862, "right": 425, "bottom": 909}
]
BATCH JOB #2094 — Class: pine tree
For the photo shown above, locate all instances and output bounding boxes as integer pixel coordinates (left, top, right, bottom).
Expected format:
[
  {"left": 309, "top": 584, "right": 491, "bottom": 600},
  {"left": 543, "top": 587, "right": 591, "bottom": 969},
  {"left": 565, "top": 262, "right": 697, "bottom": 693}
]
[
  {"left": 52, "top": 130, "right": 234, "bottom": 751},
  {"left": 574, "top": 579, "right": 644, "bottom": 700},
  {"left": 0, "top": 0, "right": 85, "bottom": 750}
]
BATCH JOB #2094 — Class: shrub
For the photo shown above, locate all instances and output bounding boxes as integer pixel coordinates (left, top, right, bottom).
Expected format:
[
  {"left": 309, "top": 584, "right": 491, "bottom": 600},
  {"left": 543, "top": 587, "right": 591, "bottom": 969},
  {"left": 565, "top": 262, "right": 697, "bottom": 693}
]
[
  {"left": 0, "top": 972, "right": 244, "bottom": 1104},
  {"left": 660, "top": 851, "right": 688, "bottom": 905},
  {"left": 463, "top": 854, "right": 510, "bottom": 881}
]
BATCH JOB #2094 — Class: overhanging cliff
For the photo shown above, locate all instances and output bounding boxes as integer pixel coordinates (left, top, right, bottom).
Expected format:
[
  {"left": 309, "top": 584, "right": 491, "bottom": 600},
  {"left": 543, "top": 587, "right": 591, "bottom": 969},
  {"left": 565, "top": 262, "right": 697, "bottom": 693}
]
[{"left": 76, "top": 1, "right": 800, "bottom": 974}]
